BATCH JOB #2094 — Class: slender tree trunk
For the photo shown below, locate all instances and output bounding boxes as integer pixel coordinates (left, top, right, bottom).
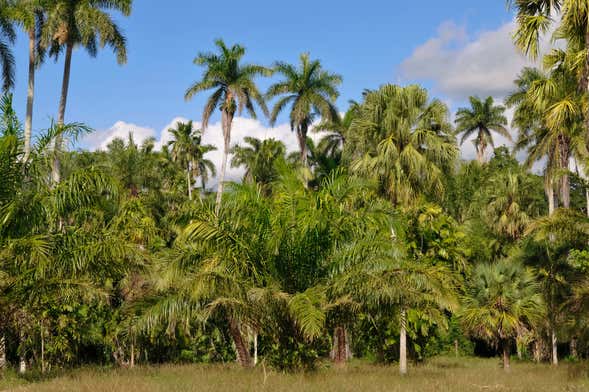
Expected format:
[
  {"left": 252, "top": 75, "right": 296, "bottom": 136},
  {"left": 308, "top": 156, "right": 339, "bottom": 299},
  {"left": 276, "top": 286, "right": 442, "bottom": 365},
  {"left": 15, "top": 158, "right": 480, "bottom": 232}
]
[
  {"left": 186, "top": 163, "right": 192, "bottom": 200},
  {"left": 23, "top": 27, "right": 36, "bottom": 162},
  {"left": 228, "top": 317, "right": 252, "bottom": 368},
  {"left": 547, "top": 180, "right": 556, "bottom": 216},
  {"left": 253, "top": 333, "right": 258, "bottom": 366},
  {"left": 586, "top": 187, "right": 589, "bottom": 217},
  {"left": 551, "top": 328, "right": 558, "bottom": 366},
  {"left": 399, "top": 309, "right": 407, "bottom": 375},
  {"left": 19, "top": 331, "right": 26, "bottom": 374},
  {"left": 297, "top": 123, "right": 308, "bottom": 167},
  {"left": 559, "top": 136, "right": 571, "bottom": 209},
  {"left": 516, "top": 331, "right": 522, "bottom": 360},
  {"left": 502, "top": 340, "right": 511, "bottom": 371},
  {"left": 130, "top": 337, "right": 135, "bottom": 368},
  {"left": 0, "top": 334, "right": 6, "bottom": 370},
  {"left": 215, "top": 109, "right": 233, "bottom": 213},
  {"left": 454, "top": 339, "right": 459, "bottom": 357},
  {"left": 333, "top": 325, "right": 348, "bottom": 366},
  {"left": 41, "top": 323, "right": 45, "bottom": 374},
  {"left": 52, "top": 41, "right": 73, "bottom": 184}
]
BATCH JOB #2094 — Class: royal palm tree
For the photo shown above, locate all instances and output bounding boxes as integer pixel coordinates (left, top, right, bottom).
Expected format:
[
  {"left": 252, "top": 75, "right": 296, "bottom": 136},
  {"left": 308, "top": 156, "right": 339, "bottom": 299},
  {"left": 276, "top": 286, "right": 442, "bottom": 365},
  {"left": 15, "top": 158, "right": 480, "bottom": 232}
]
[
  {"left": 10, "top": 0, "right": 46, "bottom": 161},
  {"left": 267, "top": 53, "right": 342, "bottom": 167},
  {"left": 0, "top": 1, "right": 15, "bottom": 91},
  {"left": 348, "top": 84, "right": 458, "bottom": 206},
  {"left": 230, "top": 137, "right": 285, "bottom": 186},
  {"left": 185, "top": 39, "right": 270, "bottom": 212},
  {"left": 455, "top": 96, "right": 511, "bottom": 164},
  {"left": 42, "top": 0, "right": 132, "bottom": 183},
  {"left": 168, "top": 121, "right": 216, "bottom": 200},
  {"left": 460, "top": 259, "right": 544, "bottom": 370}
]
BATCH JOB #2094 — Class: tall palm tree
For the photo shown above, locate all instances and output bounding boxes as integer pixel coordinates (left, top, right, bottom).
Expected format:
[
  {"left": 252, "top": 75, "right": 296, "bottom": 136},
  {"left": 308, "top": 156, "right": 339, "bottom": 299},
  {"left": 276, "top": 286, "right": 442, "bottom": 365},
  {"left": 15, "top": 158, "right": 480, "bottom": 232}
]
[
  {"left": 506, "top": 67, "right": 560, "bottom": 215},
  {"left": 348, "top": 84, "right": 458, "bottom": 206},
  {"left": 455, "top": 96, "right": 511, "bottom": 164},
  {"left": 266, "top": 53, "right": 342, "bottom": 167},
  {"left": 507, "top": 52, "right": 584, "bottom": 209},
  {"left": 168, "top": 121, "right": 216, "bottom": 200},
  {"left": 230, "top": 137, "right": 285, "bottom": 185},
  {"left": 10, "top": 0, "right": 46, "bottom": 162},
  {"left": 0, "top": 1, "right": 16, "bottom": 91},
  {"left": 185, "top": 39, "right": 270, "bottom": 212},
  {"left": 42, "top": 0, "right": 132, "bottom": 183},
  {"left": 460, "top": 259, "right": 544, "bottom": 370}
]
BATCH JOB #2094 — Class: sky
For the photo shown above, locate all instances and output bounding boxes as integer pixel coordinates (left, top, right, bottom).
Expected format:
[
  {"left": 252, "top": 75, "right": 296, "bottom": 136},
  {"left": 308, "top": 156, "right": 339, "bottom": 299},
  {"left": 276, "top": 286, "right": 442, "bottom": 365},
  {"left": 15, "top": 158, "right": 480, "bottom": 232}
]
[{"left": 8, "top": 1, "right": 542, "bottom": 180}]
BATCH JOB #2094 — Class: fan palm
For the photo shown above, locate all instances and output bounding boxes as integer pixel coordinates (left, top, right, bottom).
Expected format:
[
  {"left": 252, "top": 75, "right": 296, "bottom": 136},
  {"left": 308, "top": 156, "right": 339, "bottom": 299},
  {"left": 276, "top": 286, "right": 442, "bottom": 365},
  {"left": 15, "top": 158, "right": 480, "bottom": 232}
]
[
  {"left": 42, "top": 0, "right": 132, "bottom": 183},
  {"left": 185, "top": 39, "right": 270, "bottom": 212},
  {"left": 347, "top": 84, "right": 458, "bottom": 206},
  {"left": 455, "top": 96, "right": 511, "bottom": 164},
  {"left": 0, "top": 1, "right": 15, "bottom": 91},
  {"left": 267, "top": 53, "right": 342, "bottom": 167},
  {"left": 459, "top": 259, "right": 544, "bottom": 370}
]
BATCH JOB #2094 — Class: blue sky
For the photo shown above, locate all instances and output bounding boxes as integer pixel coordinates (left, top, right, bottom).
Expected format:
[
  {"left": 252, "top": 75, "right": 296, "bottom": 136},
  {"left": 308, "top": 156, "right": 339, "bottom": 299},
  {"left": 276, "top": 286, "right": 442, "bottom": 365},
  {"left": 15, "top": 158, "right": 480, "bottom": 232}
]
[{"left": 8, "top": 1, "right": 532, "bottom": 175}]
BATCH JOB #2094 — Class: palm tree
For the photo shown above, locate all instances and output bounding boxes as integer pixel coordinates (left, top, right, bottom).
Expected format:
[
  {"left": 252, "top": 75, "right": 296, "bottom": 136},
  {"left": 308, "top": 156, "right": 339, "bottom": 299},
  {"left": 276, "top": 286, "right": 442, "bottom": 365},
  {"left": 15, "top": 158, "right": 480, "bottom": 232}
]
[
  {"left": 348, "top": 84, "right": 458, "bottom": 206},
  {"left": 10, "top": 0, "right": 46, "bottom": 161},
  {"left": 167, "top": 121, "right": 216, "bottom": 200},
  {"left": 507, "top": 52, "right": 584, "bottom": 209},
  {"left": 483, "top": 171, "right": 537, "bottom": 241},
  {"left": 506, "top": 67, "right": 560, "bottom": 215},
  {"left": 0, "top": 1, "right": 15, "bottom": 91},
  {"left": 314, "top": 102, "right": 360, "bottom": 159},
  {"left": 455, "top": 96, "right": 511, "bottom": 164},
  {"left": 266, "top": 53, "right": 342, "bottom": 167},
  {"left": 185, "top": 39, "right": 270, "bottom": 212},
  {"left": 230, "top": 137, "right": 286, "bottom": 185},
  {"left": 460, "top": 259, "right": 544, "bottom": 370},
  {"left": 42, "top": 0, "right": 132, "bottom": 183}
]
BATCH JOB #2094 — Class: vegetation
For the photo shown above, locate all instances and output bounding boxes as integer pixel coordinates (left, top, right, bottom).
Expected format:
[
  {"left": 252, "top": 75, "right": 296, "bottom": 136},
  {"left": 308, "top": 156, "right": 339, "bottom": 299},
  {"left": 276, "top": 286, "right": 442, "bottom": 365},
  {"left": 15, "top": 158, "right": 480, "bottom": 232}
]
[{"left": 0, "top": 1, "right": 588, "bottom": 390}]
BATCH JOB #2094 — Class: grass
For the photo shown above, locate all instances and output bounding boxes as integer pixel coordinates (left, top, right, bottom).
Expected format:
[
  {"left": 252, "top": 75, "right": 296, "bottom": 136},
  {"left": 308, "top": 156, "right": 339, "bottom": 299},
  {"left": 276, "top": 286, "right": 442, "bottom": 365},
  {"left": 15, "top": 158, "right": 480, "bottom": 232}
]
[{"left": 1, "top": 357, "right": 588, "bottom": 392}]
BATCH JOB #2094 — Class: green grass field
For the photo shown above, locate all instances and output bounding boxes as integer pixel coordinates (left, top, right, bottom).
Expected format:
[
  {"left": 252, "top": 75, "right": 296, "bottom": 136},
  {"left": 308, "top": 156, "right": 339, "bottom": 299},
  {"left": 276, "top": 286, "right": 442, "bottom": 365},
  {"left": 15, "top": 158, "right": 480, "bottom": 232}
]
[{"left": 1, "top": 357, "right": 588, "bottom": 392}]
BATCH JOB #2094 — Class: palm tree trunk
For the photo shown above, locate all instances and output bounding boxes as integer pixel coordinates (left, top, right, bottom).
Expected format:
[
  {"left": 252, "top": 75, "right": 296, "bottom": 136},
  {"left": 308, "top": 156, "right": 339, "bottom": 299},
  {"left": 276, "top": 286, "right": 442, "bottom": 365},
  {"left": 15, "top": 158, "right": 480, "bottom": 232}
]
[
  {"left": 570, "top": 337, "right": 578, "bottom": 359},
  {"left": 23, "top": 27, "right": 36, "bottom": 162},
  {"left": 186, "top": 162, "right": 192, "bottom": 200},
  {"left": 0, "top": 334, "right": 6, "bottom": 370},
  {"left": 533, "top": 339, "right": 541, "bottom": 363},
  {"left": 215, "top": 109, "right": 233, "bottom": 213},
  {"left": 585, "top": 187, "right": 589, "bottom": 217},
  {"left": 332, "top": 325, "right": 348, "bottom": 366},
  {"left": 551, "top": 328, "right": 558, "bottom": 366},
  {"left": 399, "top": 308, "right": 407, "bottom": 375},
  {"left": 228, "top": 317, "right": 251, "bottom": 368},
  {"left": 19, "top": 330, "right": 26, "bottom": 374},
  {"left": 502, "top": 340, "right": 511, "bottom": 370},
  {"left": 130, "top": 336, "right": 135, "bottom": 368},
  {"left": 253, "top": 332, "right": 258, "bottom": 366},
  {"left": 298, "top": 123, "right": 308, "bottom": 167},
  {"left": 476, "top": 144, "right": 484, "bottom": 164},
  {"left": 52, "top": 41, "right": 74, "bottom": 184},
  {"left": 40, "top": 322, "right": 45, "bottom": 374},
  {"left": 559, "top": 136, "right": 571, "bottom": 209},
  {"left": 547, "top": 180, "right": 556, "bottom": 216}
]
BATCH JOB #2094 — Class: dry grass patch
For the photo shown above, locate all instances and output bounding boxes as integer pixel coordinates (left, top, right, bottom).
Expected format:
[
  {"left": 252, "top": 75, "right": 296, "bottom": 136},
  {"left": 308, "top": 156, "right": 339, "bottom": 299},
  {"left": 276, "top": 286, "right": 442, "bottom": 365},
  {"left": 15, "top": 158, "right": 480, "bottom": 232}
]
[{"left": 2, "top": 357, "right": 588, "bottom": 392}]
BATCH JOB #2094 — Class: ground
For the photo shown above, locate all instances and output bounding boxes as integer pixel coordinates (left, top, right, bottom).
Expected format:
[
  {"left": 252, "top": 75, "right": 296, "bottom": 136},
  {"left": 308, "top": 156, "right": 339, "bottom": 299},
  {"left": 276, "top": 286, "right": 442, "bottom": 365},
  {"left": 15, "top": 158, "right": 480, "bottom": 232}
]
[{"left": 1, "top": 357, "right": 588, "bottom": 392}]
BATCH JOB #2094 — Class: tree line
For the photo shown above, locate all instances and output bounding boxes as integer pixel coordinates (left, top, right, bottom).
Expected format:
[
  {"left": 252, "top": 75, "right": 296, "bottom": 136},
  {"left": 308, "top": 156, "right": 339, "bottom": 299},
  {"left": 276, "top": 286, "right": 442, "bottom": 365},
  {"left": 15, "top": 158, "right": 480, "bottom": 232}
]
[{"left": 0, "top": 0, "right": 588, "bottom": 376}]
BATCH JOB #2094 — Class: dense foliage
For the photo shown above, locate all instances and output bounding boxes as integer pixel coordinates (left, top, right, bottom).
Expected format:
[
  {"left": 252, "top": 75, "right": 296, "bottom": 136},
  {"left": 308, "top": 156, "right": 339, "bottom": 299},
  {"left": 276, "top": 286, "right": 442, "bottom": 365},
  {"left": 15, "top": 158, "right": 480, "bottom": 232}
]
[{"left": 0, "top": 0, "right": 588, "bottom": 378}]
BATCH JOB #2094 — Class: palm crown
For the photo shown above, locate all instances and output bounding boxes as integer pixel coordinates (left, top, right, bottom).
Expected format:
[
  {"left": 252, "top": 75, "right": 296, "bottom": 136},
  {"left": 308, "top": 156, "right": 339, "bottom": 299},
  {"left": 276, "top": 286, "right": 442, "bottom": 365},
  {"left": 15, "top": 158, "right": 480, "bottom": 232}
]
[
  {"left": 455, "top": 96, "right": 511, "bottom": 164},
  {"left": 267, "top": 53, "right": 342, "bottom": 166}
]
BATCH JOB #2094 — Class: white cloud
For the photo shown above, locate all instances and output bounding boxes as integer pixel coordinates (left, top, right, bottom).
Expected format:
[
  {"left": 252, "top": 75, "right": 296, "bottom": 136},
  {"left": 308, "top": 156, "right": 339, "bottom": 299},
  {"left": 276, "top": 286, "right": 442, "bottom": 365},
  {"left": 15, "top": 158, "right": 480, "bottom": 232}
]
[
  {"left": 398, "top": 20, "right": 553, "bottom": 100},
  {"left": 84, "top": 117, "right": 327, "bottom": 184},
  {"left": 83, "top": 121, "right": 157, "bottom": 151}
]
